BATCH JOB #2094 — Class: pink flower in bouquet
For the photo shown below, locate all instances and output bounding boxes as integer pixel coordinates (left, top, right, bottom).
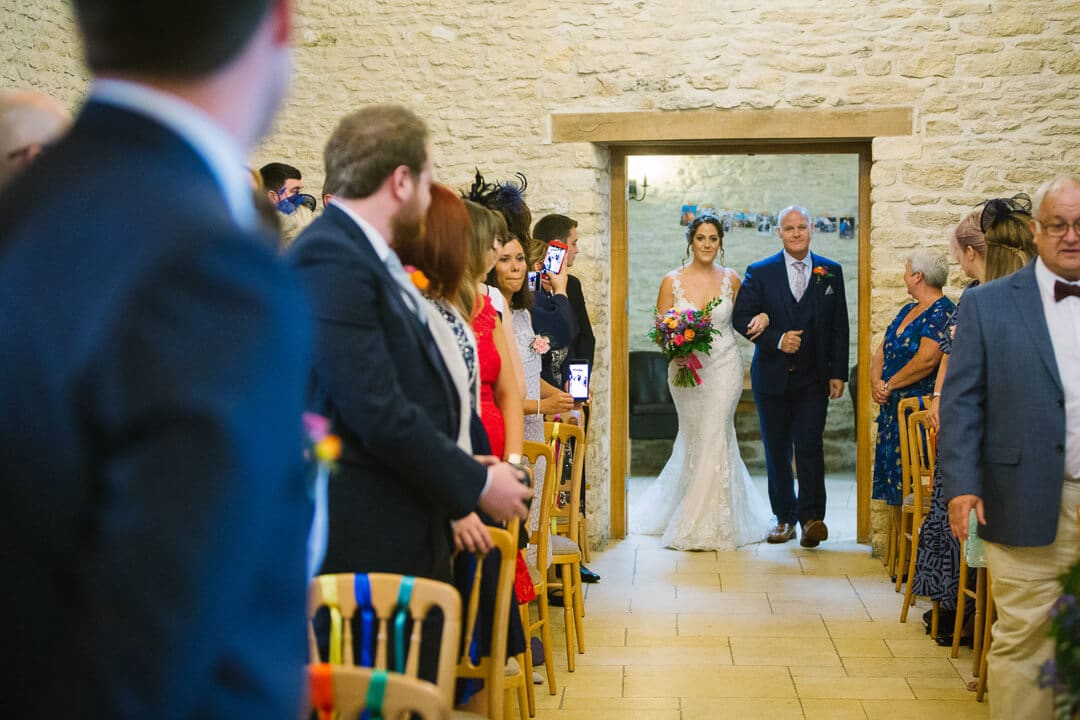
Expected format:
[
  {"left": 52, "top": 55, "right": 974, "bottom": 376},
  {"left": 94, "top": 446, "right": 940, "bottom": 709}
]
[
  {"left": 303, "top": 411, "right": 330, "bottom": 442},
  {"left": 673, "top": 334, "right": 685, "bottom": 346},
  {"left": 531, "top": 334, "right": 551, "bottom": 354}
]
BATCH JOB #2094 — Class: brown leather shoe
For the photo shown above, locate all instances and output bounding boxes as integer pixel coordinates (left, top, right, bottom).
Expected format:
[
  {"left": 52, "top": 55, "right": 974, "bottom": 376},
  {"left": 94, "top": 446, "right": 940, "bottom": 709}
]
[
  {"left": 767, "top": 522, "right": 796, "bottom": 543},
  {"left": 800, "top": 520, "right": 829, "bottom": 548}
]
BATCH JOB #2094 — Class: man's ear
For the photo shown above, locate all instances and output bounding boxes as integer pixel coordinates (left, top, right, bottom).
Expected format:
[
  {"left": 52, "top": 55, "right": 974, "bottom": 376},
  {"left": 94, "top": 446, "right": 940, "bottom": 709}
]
[
  {"left": 267, "top": 189, "right": 280, "bottom": 205},
  {"left": 388, "top": 165, "right": 414, "bottom": 204}
]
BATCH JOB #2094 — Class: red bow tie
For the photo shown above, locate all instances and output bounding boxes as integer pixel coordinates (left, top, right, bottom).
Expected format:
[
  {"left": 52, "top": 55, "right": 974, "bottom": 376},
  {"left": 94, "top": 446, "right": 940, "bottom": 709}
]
[{"left": 1055, "top": 281, "right": 1080, "bottom": 302}]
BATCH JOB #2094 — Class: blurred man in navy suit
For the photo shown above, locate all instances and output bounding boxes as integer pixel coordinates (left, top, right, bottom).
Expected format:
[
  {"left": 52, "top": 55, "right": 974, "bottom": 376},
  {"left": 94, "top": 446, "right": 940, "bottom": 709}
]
[{"left": 0, "top": 1, "right": 312, "bottom": 716}]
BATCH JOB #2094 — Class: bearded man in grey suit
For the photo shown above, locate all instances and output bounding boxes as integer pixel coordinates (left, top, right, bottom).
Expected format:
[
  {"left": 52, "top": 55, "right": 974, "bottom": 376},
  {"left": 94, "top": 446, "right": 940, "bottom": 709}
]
[{"left": 940, "top": 174, "right": 1080, "bottom": 719}]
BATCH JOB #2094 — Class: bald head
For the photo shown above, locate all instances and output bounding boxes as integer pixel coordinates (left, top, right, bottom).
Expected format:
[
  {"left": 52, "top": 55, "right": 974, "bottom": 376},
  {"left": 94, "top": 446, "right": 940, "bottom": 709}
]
[{"left": 0, "top": 89, "right": 72, "bottom": 188}]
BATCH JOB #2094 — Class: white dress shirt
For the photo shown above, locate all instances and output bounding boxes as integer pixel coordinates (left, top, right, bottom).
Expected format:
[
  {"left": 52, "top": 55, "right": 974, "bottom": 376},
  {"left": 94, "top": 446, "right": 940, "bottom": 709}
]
[
  {"left": 783, "top": 249, "right": 814, "bottom": 296},
  {"left": 778, "top": 249, "right": 814, "bottom": 349},
  {"left": 1035, "top": 258, "right": 1080, "bottom": 479},
  {"left": 90, "top": 79, "right": 256, "bottom": 232}
]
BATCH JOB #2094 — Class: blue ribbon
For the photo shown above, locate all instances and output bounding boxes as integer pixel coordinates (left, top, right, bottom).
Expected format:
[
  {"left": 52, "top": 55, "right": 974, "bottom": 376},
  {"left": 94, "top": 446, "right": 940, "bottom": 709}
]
[
  {"left": 354, "top": 575, "right": 375, "bottom": 668},
  {"left": 393, "top": 576, "right": 415, "bottom": 673}
]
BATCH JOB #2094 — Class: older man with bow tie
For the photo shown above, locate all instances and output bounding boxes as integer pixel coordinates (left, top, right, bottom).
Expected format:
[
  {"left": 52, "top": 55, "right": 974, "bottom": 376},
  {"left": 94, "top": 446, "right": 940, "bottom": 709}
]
[{"left": 939, "top": 173, "right": 1080, "bottom": 719}]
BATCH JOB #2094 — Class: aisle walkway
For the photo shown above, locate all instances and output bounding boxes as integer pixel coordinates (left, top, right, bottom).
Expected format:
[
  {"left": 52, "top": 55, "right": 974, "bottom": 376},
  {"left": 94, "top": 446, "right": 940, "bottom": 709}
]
[{"left": 532, "top": 478, "right": 988, "bottom": 719}]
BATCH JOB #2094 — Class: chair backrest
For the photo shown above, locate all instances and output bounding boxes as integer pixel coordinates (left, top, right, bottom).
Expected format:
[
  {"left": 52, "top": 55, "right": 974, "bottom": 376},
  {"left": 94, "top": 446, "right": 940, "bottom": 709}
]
[
  {"left": 544, "top": 420, "right": 586, "bottom": 542},
  {"left": 455, "top": 524, "right": 519, "bottom": 720},
  {"left": 896, "top": 395, "right": 930, "bottom": 502},
  {"left": 307, "top": 573, "right": 461, "bottom": 704},
  {"left": 907, "top": 409, "right": 936, "bottom": 519},
  {"left": 522, "top": 440, "right": 557, "bottom": 578},
  {"left": 309, "top": 663, "right": 449, "bottom": 720}
]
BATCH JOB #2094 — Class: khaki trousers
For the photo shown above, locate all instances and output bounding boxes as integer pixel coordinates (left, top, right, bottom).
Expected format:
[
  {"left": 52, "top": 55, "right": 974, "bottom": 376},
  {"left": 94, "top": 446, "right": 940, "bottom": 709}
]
[{"left": 984, "top": 481, "right": 1080, "bottom": 720}]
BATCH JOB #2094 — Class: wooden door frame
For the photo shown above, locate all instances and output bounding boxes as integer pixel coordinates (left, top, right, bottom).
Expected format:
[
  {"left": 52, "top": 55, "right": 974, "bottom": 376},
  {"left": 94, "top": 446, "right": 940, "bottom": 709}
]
[
  {"left": 551, "top": 107, "right": 911, "bottom": 544},
  {"left": 608, "top": 142, "right": 872, "bottom": 542}
]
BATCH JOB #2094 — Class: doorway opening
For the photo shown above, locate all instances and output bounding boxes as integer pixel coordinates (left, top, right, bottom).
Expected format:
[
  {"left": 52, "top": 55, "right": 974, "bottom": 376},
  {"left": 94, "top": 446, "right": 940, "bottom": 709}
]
[
  {"left": 623, "top": 151, "right": 862, "bottom": 541},
  {"left": 608, "top": 142, "right": 873, "bottom": 543}
]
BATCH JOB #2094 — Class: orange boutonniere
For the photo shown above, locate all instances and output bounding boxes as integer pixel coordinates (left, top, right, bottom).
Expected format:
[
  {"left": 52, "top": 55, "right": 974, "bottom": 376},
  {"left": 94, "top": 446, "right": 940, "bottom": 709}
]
[
  {"left": 812, "top": 265, "right": 834, "bottom": 283},
  {"left": 402, "top": 265, "right": 430, "bottom": 292}
]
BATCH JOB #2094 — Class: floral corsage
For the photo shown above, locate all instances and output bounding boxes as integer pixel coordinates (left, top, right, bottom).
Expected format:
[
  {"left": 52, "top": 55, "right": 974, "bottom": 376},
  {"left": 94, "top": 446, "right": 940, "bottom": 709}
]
[
  {"left": 402, "top": 264, "right": 430, "bottom": 292},
  {"left": 531, "top": 334, "right": 551, "bottom": 355},
  {"left": 812, "top": 265, "right": 834, "bottom": 282}
]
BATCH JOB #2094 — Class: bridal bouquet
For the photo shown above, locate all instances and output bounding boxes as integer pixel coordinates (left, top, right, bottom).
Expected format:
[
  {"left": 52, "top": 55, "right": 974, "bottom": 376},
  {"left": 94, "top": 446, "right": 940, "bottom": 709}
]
[{"left": 648, "top": 298, "right": 722, "bottom": 388}]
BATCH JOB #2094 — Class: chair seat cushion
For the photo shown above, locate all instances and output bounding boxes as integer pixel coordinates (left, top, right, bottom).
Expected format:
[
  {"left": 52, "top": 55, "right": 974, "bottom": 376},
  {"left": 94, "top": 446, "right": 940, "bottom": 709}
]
[{"left": 551, "top": 534, "right": 580, "bottom": 559}]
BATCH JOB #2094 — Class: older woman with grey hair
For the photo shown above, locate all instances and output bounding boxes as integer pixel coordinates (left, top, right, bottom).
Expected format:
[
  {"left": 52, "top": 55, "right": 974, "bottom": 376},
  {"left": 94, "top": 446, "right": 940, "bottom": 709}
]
[{"left": 870, "top": 248, "right": 955, "bottom": 506}]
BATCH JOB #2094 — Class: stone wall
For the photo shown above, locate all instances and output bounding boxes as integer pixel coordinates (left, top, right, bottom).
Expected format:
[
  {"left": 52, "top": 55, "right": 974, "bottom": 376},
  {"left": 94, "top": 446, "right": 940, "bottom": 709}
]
[{"left": 4, "top": 0, "right": 1080, "bottom": 555}]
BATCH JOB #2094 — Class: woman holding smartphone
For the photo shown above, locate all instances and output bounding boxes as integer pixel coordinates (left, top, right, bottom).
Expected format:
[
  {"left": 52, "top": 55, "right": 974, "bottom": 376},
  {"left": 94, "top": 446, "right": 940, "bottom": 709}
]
[{"left": 489, "top": 234, "right": 574, "bottom": 566}]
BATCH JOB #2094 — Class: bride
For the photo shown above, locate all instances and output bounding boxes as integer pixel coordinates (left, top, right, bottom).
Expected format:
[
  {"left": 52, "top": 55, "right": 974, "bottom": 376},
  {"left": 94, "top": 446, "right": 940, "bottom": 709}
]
[{"left": 631, "top": 212, "right": 774, "bottom": 550}]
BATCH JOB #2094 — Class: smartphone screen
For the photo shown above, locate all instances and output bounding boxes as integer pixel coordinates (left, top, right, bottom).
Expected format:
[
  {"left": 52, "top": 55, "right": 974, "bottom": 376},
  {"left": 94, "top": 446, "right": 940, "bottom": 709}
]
[
  {"left": 567, "top": 360, "right": 590, "bottom": 401},
  {"left": 527, "top": 271, "right": 540, "bottom": 293},
  {"left": 543, "top": 241, "right": 568, "bottom": 276}
]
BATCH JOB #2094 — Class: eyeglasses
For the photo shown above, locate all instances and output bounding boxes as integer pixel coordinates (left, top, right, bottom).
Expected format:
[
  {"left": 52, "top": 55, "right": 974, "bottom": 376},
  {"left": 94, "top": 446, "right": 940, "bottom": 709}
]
[{"left": 1036, "top": 219, "right": 1080, "bottom": 238}]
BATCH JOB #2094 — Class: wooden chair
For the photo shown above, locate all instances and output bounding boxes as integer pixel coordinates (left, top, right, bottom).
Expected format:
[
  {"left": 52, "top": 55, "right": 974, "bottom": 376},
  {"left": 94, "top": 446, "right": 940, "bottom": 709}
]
[
  {"left": 309, "top": 663, "right": 449, "bottom": 720},
  {"left": 891, "top": 396, "right": 931, "bottom": 591},
  {"left": 553, "top": 415, "right": 590, "bottom": 566},
  {"left": 307, "top": 572, "right": 461, "bottom": 705},
  {"left": 976, "top": 572, "right": 995, "bottom": 702},
  {"left": 900, "top": 409, "right": 936, "bottom": 624},
  {"left": 952, "top": 509, "right": 988, "bottom": 673},
  {"left": 544, "top": 420, "right": 586, "bottom": 670},
  {"left": 519, "top": 440, "right": 559, "bottom": 715},
  {"left": 455, "top": 523, "right": 527, "bottom": 720}
]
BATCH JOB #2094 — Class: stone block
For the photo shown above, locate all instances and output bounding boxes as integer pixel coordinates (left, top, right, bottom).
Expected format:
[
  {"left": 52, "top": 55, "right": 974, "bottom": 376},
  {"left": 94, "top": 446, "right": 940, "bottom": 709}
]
[
  {"left": 962, "top": 51, "right": 1044, "bottom": 76},
  {"left": 907, "top": 208, "right": 966, "bottom": 230},
  {"left": 764, "top": 56, "right": 827, "bottom": 74},
  {"left": 863, "top": 58, "right": 892, "bottom": 77},
  {"left": 873, "top": 137, "right": 923, "bottom": 161},
  {"left": 925, "top": 120, "right": 962, "bottom": 137},
  {"left": 902, "top": 163, "right": 967, "bottom": 191},
  {"left": 898, "top": 52, "right": 956, "bottom": 78}
]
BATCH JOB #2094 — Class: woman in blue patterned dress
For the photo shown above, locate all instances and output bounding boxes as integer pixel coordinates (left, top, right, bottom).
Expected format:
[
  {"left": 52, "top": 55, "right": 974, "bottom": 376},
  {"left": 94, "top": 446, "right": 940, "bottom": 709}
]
[
  {"left": 871, "top": 249, "right": 955, "bottom": 506},
  {"left": 911, "top": 196, "right": 1036, "bottom": 642}
]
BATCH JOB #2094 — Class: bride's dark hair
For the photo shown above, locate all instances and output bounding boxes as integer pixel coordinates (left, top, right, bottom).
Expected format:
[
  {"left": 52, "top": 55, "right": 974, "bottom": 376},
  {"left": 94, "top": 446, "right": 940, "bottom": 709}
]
[{"left": 684, "top": 211, "right": 725, "bottom": 265}]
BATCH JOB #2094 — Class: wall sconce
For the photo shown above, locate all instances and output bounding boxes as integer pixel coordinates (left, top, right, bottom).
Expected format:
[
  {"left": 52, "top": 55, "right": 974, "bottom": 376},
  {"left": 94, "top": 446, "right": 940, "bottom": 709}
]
[{"left": 628, "top": 176, "right": 648, "bottom": 202}]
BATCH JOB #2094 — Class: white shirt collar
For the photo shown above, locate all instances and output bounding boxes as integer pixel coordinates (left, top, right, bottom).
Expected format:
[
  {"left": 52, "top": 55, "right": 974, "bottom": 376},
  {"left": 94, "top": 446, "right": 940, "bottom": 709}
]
[
  {"left": 89, "top": 79, "right": 256, "bottom": 231},
  {"left": 328, "top": 198, "right": 391, "bottom": 261},
  {"left": 1036, "top": 257, "right": 1080, "bottom": 298},
  {"left": 783, "top": 249, "right": 813, "bottom": 268}
]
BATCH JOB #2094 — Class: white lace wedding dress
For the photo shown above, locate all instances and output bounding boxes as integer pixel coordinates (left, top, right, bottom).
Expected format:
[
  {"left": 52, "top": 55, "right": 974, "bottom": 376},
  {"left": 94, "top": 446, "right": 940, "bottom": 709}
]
[{"left": 630, "top": 269, "right": 773, "bottom": 550}]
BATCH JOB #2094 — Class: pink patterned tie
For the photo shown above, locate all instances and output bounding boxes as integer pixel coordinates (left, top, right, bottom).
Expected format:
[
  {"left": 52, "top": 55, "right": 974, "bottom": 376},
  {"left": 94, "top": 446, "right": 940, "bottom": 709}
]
[{"left": 793, "top": 261, "right": 807, "bottom": 301}]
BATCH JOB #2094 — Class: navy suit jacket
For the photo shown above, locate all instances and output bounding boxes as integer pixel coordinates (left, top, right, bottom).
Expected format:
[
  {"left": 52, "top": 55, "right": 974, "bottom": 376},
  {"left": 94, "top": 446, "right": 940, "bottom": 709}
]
[
  {"left": 288, "top": 205, "right": 486, "bottom": 582},
  {"left": 938, "top": 262, "right": 1067, "bottom": 546},
  {"left": 731, "top": 251, "right": 850, "bottom": 394},
  {"left": 0, "top": 102, "right": 313, "bottom": 717}
]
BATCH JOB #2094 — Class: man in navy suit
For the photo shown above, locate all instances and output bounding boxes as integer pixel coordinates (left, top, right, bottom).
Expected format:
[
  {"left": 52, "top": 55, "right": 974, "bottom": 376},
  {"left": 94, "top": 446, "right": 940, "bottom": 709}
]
[
  {"left": 289, "top": 105, "right": 532, "bottom": 585},
  {"left": 732, "top": 205, "right": 849, "bottom": 547},
  {"left": 940, "top": 174, "right": 1080, "bottom": 719},
  {"left": 0, "top": 1, "right": 312, "bottom": 717}
]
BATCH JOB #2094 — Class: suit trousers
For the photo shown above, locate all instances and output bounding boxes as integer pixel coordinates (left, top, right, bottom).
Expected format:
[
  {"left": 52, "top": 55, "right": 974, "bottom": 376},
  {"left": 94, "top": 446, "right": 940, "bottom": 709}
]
[
  {"left": 754, "top": 376, "right": 829, "bottom": 526},
  {"left": 983, "top": 480, "right": 1080, "bottom": 720}
]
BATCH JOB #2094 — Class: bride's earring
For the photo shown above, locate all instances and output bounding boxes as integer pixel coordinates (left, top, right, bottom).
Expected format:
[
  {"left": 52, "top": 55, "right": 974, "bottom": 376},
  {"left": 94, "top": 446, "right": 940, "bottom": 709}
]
[{"left": 718, "top": 247, "right": 725, "bottom": 266}]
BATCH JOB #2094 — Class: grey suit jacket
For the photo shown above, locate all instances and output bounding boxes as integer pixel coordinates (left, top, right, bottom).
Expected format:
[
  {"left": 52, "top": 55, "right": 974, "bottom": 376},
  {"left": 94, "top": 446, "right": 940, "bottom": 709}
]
[{"left": 938, "top": 262, "right": 1068, "bottom": 546}]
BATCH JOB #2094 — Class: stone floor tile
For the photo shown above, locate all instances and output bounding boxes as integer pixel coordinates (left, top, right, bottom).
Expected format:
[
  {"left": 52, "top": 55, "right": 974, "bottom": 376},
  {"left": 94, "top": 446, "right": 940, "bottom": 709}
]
[
  {"left": 679, "top": 613, "right": 829, "bottom": 638},
  {"left": 794, "top": 676, "right": 914, "bottom": 700},
  {"left": 800, "top": 698, "right": 869, "bottom": 719},
  {"left": 730, "top": 636, "right": 842, "bottom": 666},
  {"left": 625, "top": 665, "right": 797, "bottom": 699},
  {"left": 861, "top": 699, "right": 989, "bottom": 719},
  {"left": 682, "top": 697, "right": 805, "bottom": 719}
]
